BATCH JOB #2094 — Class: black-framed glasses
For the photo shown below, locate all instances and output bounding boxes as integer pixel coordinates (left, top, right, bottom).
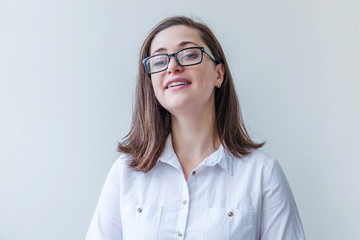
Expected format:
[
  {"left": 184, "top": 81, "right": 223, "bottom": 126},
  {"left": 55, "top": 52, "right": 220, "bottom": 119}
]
[{"left": 142, "top": 47, "right": 218, "bottom": 74}]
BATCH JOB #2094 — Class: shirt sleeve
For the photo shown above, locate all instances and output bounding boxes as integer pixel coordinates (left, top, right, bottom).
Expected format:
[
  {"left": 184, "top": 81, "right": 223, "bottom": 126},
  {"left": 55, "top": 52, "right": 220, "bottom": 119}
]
[
  {"left": 86, "top": 159, "right": 123, "bottom": 240},
  {"left": 260, "top": 159, "right": 306, "bottom": 240}
]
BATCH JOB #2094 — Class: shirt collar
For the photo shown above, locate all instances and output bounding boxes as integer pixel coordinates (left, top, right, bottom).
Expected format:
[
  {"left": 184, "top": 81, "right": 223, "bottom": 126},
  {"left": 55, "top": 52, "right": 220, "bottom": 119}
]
[
  {"left": 157, "top": 135, "right": 182, "bottom": 170},
  {"left": 201, "top": 144, "right": 234, "bottom": 175},
  {"left": 158, "top": 134, "right": 234, "bottom": 175}
]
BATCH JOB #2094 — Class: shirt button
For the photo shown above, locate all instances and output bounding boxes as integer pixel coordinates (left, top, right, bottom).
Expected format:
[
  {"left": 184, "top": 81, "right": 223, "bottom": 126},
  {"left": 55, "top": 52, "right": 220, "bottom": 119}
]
[
  {"left": 178, "top": 232, "right": 183, "bottom": 237},
  {"left": 192, "top": 171, "right": 196, "bottom": 176},
  {"left": 137, "top": 208, "right": 142, "bottom": 213},
  {"left": 183, "top": 200, "right": 188, "bottom": 205},
  {"left": 228, "top": 211, "right": 233, "bottom": 217}
]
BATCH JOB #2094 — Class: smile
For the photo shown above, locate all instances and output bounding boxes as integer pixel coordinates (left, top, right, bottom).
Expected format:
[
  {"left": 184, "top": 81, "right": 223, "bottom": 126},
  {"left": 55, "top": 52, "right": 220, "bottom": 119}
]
[
  {"left": 165, "top": 78, "right": 191, "bottom": 89},
  {"left": 167, "top": 81, "right": 191, "bottom": 88}
]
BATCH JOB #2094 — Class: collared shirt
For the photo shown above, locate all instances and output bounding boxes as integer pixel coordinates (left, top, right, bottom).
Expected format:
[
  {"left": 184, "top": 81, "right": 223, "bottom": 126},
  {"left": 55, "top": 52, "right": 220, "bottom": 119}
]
[{"left": 87, "top": 136, "right": 306, "bottom": 240}]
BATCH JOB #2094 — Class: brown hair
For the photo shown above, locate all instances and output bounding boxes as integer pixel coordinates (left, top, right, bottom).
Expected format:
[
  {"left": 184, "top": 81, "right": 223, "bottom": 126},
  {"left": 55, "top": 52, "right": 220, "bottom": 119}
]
[{"left": 118, "top": 16, "right": 264, "bottom": 172}]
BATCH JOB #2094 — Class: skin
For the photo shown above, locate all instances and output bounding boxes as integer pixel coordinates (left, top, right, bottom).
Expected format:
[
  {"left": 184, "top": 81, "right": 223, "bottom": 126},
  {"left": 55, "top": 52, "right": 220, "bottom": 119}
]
[{"left": 150, "top": 25, "right": 225, "bottom": 179}]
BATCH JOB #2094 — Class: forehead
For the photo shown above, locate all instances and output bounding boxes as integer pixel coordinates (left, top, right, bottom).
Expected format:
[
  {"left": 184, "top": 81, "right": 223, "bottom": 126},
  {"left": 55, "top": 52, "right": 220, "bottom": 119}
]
[{"left": 150, "top": 25, "right": 205, "bottom": 54}]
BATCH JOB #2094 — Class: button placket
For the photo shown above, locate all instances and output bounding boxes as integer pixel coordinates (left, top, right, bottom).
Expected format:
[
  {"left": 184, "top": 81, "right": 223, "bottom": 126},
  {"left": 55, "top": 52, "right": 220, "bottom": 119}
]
[
  {"left": 175, "top": 180, "right": 189, "bottom": 239},
  {"left": 187, "top": 168, "right": 197, "bottom": 201}
]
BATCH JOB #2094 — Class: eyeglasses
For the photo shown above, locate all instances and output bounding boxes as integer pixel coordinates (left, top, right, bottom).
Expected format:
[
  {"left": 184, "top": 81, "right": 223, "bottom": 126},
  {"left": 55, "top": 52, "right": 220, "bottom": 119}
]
[{"left": 142, "top": 47, "right": 218, "bottom": 74}]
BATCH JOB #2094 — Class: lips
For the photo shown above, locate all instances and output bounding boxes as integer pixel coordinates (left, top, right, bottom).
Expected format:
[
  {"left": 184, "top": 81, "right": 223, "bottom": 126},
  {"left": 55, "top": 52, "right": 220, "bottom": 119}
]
[{"left": 165, "top": 78, "right": 191, "bottom": 89}]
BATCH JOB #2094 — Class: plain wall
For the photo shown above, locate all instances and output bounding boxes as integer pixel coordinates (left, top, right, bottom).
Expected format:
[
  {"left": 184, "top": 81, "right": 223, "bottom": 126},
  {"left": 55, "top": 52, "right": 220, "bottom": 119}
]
[{"left": 0, "top": 0, "right": 359, "bottom": 239}]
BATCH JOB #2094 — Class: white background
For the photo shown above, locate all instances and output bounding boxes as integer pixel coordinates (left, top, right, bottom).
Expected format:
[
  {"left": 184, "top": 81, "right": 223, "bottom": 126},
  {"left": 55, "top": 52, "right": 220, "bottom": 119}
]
[{"left": 0, "top": 0, "right": 359, "bottom": 239}]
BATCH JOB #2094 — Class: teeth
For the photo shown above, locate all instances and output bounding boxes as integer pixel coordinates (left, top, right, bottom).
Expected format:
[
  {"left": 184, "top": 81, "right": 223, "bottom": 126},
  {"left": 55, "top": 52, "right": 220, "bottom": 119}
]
[{"left": 168, "top": 81, "right": 190, "bottom": 88}]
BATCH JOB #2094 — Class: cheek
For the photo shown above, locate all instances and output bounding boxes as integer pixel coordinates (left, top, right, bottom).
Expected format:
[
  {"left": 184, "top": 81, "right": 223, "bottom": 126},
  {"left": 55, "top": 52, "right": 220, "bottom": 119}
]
[
  {"left": 195, "top": 64, "right": 217, "bottom": 84},
  {"left": 151, "top": 78, "right": 163, "bottom": 101},
  {"left": 197, "top": 71, "right": 217, "bottom": 89}
]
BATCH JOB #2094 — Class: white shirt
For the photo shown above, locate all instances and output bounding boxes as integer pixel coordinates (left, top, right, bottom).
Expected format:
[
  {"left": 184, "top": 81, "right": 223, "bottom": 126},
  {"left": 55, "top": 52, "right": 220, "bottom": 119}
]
[{"left": 87, "top": 136, "right": 306, "bottom": 240}]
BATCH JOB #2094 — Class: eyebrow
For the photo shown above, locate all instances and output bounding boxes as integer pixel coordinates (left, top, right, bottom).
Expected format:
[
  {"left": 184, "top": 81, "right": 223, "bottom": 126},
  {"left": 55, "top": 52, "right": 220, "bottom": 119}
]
[{"left": 151, "top": 41, "right": 199, "bottom": 55}]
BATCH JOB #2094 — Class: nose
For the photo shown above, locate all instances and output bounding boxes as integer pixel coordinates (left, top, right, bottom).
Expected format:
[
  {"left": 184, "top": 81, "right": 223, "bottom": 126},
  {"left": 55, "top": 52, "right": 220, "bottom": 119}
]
[{"left": 167, "top": 56, "right": 183, "bottom": 74}]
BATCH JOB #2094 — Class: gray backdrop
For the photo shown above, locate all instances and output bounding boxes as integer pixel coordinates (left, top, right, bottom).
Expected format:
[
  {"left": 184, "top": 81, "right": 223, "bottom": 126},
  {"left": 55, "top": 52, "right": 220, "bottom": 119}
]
[{"left": 0, "top": 0, "right": 359, "bottom": 239}]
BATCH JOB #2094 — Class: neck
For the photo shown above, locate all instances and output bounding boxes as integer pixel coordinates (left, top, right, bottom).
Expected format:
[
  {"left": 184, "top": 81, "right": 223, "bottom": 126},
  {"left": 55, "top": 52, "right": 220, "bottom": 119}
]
[{"left": 170, "top": 103, "right": 220, "bottom": 173}]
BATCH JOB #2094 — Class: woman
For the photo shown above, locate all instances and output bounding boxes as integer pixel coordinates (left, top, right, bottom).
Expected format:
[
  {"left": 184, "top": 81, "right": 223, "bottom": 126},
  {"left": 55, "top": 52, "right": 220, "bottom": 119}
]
[{"left": 87, "top": 16, "right": 306, "bottom": 240}]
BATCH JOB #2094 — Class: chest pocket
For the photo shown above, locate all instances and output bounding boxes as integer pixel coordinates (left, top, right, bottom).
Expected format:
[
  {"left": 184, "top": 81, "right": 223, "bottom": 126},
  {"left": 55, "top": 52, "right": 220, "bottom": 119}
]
[
  {"left": 121, "top": 203, "right": 163, "bottom": 240},
  {"left": 204, "top": 207, "right": 255, "bottom": 240}
]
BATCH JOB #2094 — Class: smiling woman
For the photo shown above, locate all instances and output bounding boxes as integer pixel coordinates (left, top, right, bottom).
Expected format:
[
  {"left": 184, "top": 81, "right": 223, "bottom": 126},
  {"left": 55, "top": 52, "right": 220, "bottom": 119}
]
[{"left": 86, "top": 16, "right": 306, "bottom": 240}]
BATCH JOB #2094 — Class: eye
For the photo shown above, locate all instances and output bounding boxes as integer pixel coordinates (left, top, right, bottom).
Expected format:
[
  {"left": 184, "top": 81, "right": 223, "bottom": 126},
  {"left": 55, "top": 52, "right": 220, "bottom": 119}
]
[
  {"left": 153, "top": 59, "right": 166, "bottom": 67},
  {"left": 150, "top": 56, "right": 168, "bottom": 68},
  {"left": 179, "top": 48, "right": 201, "bottom": 62},
  {"left": 184, "top": 53, "right": 199, "bottom": 59}
]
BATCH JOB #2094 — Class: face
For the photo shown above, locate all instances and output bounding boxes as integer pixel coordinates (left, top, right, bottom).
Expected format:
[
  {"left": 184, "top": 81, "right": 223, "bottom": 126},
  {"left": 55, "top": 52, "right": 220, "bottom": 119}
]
[{"left": 149, "top": 25, "right": 224, "bottom": 116}]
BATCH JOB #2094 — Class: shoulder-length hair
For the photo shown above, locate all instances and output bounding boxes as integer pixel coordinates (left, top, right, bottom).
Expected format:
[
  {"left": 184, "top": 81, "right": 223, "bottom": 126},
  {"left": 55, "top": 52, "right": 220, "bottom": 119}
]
[{"left": 118, "top": 16, "right": 264, "bottom": 172}]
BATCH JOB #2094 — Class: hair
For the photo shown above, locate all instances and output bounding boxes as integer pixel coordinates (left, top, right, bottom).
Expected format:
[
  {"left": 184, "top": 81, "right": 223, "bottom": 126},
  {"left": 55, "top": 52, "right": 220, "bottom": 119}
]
[{"left": 118, "top": 16, "right": 264, "bottom": 172}]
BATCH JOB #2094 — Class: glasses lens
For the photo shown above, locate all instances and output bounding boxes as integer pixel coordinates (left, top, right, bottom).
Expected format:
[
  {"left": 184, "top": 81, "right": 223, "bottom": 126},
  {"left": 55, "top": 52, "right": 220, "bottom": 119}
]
[
  {"left": 147, "top": 55, "right": 168, "bottom": 73},
  {"left": 177, "top": 48, "right": 202, "bottom": 66}
]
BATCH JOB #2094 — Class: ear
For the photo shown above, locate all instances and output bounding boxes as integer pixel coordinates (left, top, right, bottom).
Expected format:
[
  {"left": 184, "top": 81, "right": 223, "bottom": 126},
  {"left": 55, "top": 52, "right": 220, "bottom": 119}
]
[{"left": 214, "top": 64, "right": 225, "bottom": 88}]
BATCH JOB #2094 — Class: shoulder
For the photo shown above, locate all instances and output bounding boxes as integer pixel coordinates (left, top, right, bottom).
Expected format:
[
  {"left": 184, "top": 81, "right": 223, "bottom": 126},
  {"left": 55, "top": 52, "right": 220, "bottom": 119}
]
[
  {"left": 243, "top": 150, "right": 292, "bottom": 190},
  {"left": 113, "top": 153, "right": 130, "bottom": 167},
  {"left": 107, "top": 153, "right": 135, "bottom": 180},
  {"left": 109, "top": 153, "right": 129, "bottom": 172},
  {"left": 231, "top": 149, "right": 282, "bottom": 182},
  {"left": 236, "top": 149, "right": 277, "bottom": 169},
  {"left": 242, "top": 149, "right": 276, "bottom": 164},
  {"left": 108, "top": 153, "right": 150, "bottom": 182}
]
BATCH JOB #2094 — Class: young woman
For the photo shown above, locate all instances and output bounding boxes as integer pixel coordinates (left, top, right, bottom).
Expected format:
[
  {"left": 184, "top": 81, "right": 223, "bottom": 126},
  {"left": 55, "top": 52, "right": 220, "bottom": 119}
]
[{"left": 87, "top": 16, "right": 306, "bottom": 240}]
